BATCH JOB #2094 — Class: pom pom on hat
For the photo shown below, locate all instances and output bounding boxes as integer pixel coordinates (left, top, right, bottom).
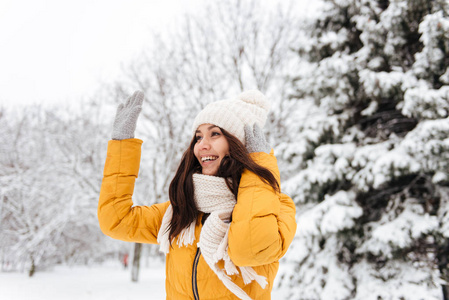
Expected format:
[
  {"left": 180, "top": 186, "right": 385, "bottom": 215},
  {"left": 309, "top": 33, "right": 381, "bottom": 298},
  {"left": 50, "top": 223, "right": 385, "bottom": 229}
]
[
  {"left": 238, "top": 90, "right": 270, "bottom": 111},
  {"left": 192, "top": 90, "right": 270, "bottom": 144}
]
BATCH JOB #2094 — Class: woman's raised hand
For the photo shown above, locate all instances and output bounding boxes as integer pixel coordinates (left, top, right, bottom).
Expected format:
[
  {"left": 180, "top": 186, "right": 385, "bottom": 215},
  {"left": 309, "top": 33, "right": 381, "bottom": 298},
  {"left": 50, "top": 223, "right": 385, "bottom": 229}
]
[
  {"left": 244, "top": 124, "right": 271, "bottom": 154},
  {"left": 111, "top": 91, "right": 144, "bottom": 140}
]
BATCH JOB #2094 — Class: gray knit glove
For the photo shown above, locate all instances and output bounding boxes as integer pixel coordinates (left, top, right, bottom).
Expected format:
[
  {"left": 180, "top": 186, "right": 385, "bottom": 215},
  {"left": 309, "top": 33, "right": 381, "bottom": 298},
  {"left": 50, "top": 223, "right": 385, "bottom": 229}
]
[
  {"left": 111, "top": 91, "right": 144, "bottom": 140},
  {"left": 244, "top": 124, "right": 270, "bottom": 154}
]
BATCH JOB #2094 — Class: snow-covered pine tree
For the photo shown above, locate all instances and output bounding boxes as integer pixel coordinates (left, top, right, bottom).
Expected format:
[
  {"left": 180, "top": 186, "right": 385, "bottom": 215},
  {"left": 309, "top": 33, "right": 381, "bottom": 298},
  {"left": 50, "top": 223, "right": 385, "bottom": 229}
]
[{"left": 279, "top": 0, "right": 449, "bottom": 299}]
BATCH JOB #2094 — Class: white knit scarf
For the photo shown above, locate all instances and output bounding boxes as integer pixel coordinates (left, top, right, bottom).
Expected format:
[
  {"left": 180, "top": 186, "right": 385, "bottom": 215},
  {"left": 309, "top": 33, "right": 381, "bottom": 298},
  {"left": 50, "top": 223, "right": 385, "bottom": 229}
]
[{"left": 157, "top": 173, "right": 267, "bottom": 300}]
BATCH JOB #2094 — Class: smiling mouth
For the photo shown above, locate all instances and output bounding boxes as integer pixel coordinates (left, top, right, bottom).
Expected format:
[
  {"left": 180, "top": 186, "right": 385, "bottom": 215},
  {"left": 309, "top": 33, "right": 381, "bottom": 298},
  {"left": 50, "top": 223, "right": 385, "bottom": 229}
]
[{"left": 201, "top": 156, "right": 218, "bottom": 163}]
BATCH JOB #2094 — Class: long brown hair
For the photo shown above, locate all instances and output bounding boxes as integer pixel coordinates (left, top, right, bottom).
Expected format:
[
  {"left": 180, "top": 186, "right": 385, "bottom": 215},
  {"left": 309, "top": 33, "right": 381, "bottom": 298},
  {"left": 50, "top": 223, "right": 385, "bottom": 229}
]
[{"left": 167, "top": 128, "right": 280, "bottom": 243}]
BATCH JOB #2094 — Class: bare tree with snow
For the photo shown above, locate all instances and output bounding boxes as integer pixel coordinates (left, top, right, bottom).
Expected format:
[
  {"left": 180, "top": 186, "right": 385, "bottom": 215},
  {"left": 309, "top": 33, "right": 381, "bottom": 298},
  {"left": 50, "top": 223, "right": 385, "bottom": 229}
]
[{"left": 0, "top": 103, "right": 115, "bottom": 275}]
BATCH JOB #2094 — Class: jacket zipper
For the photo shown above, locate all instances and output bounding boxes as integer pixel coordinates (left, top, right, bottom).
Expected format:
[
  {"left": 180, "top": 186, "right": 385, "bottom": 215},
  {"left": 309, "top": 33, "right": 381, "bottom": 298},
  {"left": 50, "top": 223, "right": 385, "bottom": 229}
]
[{"left": 192, "top": 248, "right": 201, "bottom": 300}]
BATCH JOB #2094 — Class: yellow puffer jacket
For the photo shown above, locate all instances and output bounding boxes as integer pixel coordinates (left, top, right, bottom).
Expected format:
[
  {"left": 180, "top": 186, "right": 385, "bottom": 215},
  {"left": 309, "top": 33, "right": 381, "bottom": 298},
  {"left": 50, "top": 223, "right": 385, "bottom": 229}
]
[{"left": 98, "top": 139, "right": 297, "bottom": 300}]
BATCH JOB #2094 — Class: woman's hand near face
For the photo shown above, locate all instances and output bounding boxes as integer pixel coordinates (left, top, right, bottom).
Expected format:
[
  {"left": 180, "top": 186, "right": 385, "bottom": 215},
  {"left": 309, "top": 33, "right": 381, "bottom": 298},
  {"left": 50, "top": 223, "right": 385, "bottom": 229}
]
[
  {"left": 244, "top": 124, "right": 270, "bottom": 154},
  {"left": 111, "top": 91, "right": 144, "bottom": 140}
]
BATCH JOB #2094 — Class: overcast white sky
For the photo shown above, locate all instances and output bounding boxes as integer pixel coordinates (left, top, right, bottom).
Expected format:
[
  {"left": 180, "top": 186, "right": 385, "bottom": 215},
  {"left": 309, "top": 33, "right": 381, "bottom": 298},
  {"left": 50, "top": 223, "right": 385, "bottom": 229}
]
[
  {"left": 0, "top": 0, "right": 208, "bottom": 107},
  {"left": 0, "top": 0, "right": 315, "bottom": 107}
]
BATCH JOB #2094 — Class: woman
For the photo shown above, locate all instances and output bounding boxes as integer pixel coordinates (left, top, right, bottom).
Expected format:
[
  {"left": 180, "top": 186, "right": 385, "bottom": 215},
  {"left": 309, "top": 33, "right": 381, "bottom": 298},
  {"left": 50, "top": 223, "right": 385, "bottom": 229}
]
[{"left": 98, "top": 90, "right": 296, "bottom": 300}]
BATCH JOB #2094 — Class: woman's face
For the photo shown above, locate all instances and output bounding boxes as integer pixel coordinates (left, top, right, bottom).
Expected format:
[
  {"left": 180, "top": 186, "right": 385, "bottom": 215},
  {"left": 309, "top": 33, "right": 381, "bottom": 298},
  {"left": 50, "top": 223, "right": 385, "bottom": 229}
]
[{"left": 194, "top": 124, "right": 230, "bottom": 176}]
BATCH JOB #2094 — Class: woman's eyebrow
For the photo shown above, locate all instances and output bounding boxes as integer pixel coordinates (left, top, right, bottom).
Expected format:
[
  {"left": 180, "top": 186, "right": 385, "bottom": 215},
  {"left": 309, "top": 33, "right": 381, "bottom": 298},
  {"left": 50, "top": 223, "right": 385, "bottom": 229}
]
[{"left": 195, "top": 125, "right": 219, "bottom": 133}]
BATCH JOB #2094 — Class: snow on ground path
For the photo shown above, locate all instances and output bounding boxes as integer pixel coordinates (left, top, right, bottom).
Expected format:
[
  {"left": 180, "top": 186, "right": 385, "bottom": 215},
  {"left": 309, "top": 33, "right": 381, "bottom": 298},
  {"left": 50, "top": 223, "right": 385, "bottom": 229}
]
[
  {"left": 0, "top": 261, "right": 166, "bottom": 300},
  {"left": 0, "top": 260, "right": 291, "bottom": 299}
]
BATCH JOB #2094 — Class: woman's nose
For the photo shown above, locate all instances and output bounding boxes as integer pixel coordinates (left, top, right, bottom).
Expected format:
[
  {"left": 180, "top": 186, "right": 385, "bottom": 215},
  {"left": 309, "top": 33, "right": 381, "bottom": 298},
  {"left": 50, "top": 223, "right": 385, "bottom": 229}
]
[{"left": 199, "top": 138, "right": 211, "bottom": 149}]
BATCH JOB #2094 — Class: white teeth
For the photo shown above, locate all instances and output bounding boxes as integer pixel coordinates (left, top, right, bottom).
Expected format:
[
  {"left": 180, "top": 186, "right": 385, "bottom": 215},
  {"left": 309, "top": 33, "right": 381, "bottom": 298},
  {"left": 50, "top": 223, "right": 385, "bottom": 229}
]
[{"left": 201, "top": 156, "right": 218, "bottom": 162}]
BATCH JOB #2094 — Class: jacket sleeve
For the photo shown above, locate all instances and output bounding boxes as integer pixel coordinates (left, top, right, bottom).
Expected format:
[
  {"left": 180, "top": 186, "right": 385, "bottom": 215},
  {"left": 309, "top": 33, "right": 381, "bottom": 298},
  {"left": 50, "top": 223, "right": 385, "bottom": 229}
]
[
  {"left": 227, "top": 150, "right": 297, "bottom": 267},
  {"left": 97, "top": 138, "right": 170, "bottom": 243}
]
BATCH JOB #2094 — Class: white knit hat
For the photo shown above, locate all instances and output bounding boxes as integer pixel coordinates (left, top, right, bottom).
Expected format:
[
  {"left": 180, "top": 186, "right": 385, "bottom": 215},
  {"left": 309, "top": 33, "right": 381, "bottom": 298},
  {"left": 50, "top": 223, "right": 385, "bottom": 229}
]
[{"left": 192, "top": 90, "right": 270, "bottom": 144}]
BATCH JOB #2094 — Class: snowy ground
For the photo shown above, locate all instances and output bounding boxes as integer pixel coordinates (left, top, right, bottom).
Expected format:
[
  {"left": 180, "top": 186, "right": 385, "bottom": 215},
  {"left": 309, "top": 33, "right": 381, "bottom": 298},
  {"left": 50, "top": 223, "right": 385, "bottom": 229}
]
[
  {"left": 0, "top": 260, "right": 166, "bottom": 300},
  {"left": 0, "top": 260, "right": 290, "bottom": 299}
]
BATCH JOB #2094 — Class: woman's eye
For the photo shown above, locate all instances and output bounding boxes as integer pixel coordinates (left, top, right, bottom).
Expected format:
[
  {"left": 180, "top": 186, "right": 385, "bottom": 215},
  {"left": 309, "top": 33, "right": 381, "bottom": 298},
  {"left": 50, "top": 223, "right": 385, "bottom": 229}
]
[
  {"left": 195, "top": 136, "right": 202, "bottom": 141},
  {"left": 211, "top": 132, "right": 220, "bottom": 136}
]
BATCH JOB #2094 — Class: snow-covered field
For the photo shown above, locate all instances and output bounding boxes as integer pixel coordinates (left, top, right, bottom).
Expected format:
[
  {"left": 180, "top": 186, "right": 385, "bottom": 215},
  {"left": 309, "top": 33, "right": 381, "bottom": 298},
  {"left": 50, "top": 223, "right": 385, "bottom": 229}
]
[
  {"left": 0, "top": 261, "right": 166, "bottom": 300},
  {"left": 0, "top": 260, "right": 290, "bottom": 299}
]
